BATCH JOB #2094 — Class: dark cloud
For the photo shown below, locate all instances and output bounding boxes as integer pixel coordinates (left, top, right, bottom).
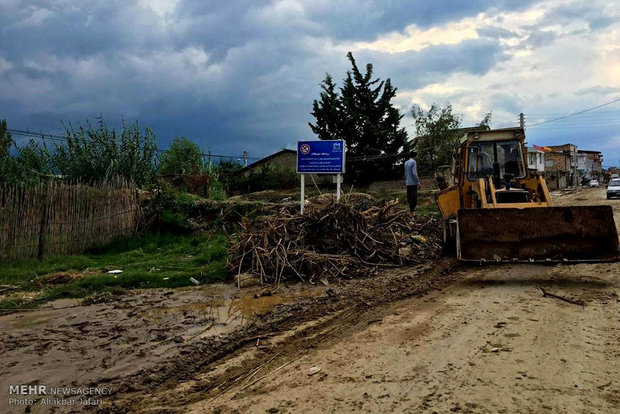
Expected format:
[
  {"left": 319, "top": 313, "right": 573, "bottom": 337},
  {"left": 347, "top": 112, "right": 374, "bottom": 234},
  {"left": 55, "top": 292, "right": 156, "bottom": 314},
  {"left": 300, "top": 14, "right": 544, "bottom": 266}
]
[
  {"left": 302, "top": 0, "right": 540, "bottom": 38},
  {"left": 0, "top": 0, "right": 618, "bottom": 165}
]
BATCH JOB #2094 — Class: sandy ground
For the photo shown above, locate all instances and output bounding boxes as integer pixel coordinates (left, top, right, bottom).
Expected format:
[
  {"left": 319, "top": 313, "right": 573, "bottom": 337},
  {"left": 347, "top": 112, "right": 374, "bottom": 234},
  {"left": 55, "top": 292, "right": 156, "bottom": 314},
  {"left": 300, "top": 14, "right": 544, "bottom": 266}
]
[
  {"left": 0, "top": 187, "right": 618, "bottom": 413},
  {"left": 195, "top": 262, "right": 619, "bottom": 414}
]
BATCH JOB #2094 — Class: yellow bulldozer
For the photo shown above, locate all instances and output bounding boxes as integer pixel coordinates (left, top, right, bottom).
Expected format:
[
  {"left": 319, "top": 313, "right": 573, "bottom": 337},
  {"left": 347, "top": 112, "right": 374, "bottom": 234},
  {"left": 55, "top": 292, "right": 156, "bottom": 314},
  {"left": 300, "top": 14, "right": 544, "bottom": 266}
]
[{"left": 435, "top": 127, "right": 619, "bottom": 262}]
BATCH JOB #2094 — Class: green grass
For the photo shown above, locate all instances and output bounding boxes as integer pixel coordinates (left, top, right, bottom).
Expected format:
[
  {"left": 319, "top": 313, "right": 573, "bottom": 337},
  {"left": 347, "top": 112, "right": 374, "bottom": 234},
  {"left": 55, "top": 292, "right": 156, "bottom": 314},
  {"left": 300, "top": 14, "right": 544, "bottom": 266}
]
[
  {"left": 0, "top": 232, "right": 230, "bottom": 313},
  {"left": 369, "top": 188, "right": 439, "bottom": 217}
]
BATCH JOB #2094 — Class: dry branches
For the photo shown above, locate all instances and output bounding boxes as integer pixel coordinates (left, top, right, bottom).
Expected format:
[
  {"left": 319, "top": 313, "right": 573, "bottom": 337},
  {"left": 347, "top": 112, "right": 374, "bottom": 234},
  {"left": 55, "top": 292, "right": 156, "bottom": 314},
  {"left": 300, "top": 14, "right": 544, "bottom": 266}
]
[{"left": 229, "top": 200, "right": 441, "bottom": 284}]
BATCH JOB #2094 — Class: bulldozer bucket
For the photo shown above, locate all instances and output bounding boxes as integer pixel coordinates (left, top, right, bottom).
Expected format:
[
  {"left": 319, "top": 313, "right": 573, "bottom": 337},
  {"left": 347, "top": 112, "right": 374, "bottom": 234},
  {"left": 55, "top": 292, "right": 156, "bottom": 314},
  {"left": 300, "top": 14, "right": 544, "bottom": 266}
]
[{"left": 457, "top": 206, "right": 619, "bottom": 262}]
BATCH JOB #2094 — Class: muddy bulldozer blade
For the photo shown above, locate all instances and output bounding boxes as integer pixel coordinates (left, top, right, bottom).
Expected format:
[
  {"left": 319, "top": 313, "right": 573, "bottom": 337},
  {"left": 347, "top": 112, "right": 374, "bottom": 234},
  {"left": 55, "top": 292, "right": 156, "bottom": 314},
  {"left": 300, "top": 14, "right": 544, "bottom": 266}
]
[{"left": 456, "top": 206, "right": 620, "bottom": 262}]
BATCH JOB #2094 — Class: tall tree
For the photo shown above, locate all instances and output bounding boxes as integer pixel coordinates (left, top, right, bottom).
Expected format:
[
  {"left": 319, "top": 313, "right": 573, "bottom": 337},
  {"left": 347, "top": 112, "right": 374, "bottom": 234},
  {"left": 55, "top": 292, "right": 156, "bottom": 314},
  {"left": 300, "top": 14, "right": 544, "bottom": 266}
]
[
  {"left": 309, "top": 74, "right": 341, "bottom": 141},
  {"left": 411, "top": 105, "right": 492, "bottom": 176},
  {"left": 309, "top": 52, "right": 410, "bottom": 184},
  {"left": 411, "top": 104, "right": 461, "bottom": 176}
]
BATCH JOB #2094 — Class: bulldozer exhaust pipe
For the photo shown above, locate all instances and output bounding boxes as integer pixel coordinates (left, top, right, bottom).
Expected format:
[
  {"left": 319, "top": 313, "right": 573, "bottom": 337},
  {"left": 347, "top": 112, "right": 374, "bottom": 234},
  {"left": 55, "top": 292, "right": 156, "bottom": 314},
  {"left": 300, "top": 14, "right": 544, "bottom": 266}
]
[{"left": 456, "top": 206, "right": 620, "bottom": 263}]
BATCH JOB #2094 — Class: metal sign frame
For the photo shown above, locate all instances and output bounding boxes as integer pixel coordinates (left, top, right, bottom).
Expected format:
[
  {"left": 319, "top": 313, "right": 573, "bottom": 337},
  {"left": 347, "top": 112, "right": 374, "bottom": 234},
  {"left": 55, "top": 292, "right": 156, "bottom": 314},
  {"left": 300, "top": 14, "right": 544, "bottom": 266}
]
[
  {"left": 296, "top": 140, "right": 346, "bottom": 174},
  {"left": 297, "top": 140, "right": 346, "bottom": 213}
]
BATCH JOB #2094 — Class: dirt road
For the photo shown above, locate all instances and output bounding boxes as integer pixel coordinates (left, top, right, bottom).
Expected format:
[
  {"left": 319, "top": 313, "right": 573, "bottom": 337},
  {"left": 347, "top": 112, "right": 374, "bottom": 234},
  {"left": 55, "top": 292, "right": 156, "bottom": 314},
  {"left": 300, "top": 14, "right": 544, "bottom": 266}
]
[
  {"left": 192, "top": 262, "right": 619, "bottom": 413},
  {"left": 551, "top": 187, "right": 620, "bottom": 233},
  {"left": 1, "top": 188, "right": 618, "bottom": 413},
  {"left": 156, "top": 188, "right": 620, "bottom": 413}
]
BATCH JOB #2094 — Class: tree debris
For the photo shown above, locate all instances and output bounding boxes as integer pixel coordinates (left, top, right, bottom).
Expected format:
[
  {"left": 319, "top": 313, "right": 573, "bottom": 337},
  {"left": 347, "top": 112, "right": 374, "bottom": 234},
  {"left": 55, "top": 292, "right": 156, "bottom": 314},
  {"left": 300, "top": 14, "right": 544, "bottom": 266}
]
[{"left": 228, "top": 200, "right": 441, "bottom": 284}]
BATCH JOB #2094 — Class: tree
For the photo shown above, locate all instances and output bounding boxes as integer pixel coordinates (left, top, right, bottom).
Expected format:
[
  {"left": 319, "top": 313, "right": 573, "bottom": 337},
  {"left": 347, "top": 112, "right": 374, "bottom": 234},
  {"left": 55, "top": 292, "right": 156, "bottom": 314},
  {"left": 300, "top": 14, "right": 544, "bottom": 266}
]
[
  {"left": 309, "top": 52, "right": 410, "bottom": 184},
  {"left": 158, "top": 137, "right": 205, "bottom": 175},
  {"left": 411, "top": 105, "right": 492, "bottom": 176},
  {"left": 479, "top": 111, "right": 493, "bottom": 128}
]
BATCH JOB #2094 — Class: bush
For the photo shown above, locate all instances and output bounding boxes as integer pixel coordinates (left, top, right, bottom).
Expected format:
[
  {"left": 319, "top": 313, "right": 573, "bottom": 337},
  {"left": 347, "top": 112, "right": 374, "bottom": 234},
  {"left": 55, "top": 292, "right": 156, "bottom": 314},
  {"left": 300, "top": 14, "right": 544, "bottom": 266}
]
[
  {"left": 53, "top": 117, "right": 157, "bottom": 186},
  {"left": 158, "top": 137, "right": 205, "bottom": 175},
  {"left": 239, "top": 164, "right": 297, "bottom": 193}
]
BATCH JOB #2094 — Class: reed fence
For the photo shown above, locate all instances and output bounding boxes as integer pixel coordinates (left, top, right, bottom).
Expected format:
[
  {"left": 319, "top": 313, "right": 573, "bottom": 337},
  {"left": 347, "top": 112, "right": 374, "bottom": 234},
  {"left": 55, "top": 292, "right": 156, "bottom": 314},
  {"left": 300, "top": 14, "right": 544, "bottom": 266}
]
[{"left": 0, "top": 181, "right": 141, "bottom": 261}]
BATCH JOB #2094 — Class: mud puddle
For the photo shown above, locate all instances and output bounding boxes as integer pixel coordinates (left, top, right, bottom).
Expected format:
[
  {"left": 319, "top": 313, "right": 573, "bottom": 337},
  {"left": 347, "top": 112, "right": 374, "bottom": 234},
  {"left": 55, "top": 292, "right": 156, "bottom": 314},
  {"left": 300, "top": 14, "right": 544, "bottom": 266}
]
[
  {"left": 139, "top": 286, "right": 323, "bottom": 341},
  {"left": 0, "top": 281, "right": 328, "bottom": 413}
]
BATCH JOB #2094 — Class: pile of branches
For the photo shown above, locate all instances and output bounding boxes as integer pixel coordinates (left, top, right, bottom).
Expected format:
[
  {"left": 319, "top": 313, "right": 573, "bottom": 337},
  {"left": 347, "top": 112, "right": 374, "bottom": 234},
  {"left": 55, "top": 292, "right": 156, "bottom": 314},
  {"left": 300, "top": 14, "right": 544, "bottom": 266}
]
[{"left": 229, "top": 200, "right": 441, "bottom": 284}]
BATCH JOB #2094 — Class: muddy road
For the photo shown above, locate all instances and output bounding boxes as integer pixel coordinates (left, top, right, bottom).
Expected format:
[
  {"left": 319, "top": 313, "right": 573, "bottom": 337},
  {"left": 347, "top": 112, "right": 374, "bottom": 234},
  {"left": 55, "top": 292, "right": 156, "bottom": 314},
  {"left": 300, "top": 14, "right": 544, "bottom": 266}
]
[
  {"left": 1, "top": 187, "right": 619, "bottom": 413},
  {"left": 191, "top": 262, "right": 619, "bottom": 414}
]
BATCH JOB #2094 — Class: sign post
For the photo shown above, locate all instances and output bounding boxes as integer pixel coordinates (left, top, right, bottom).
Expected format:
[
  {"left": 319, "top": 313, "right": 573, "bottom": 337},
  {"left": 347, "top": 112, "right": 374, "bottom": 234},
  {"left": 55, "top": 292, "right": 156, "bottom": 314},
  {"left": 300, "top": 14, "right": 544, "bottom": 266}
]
[
  {"left": 300, "top": 174, "right": 305, "bottom": 213},
  {"left": 297, "top": 140, "right": 346, "bottom": 213},
  {"left": 336, "top": 174, "right": 341, "bottom": 201}
]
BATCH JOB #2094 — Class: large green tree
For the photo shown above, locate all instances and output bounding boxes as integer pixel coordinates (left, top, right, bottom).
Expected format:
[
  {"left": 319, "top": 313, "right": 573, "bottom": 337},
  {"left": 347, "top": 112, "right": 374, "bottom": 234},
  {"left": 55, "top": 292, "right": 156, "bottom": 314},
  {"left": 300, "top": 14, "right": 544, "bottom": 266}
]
[
  {"left": 309, "top": 52, "right": 410, "bottom": 184},
  {"left": 158, "top": 137, "right": 205, "bottom": 175},
  {"left": 411, "top": 104, "right": 491, "bottom": 176}
]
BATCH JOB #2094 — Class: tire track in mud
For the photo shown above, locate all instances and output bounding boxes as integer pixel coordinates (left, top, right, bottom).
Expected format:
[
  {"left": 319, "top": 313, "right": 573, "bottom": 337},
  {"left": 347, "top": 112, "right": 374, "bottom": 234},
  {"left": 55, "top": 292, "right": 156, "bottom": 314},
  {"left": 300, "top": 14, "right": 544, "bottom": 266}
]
[{"left": 99, "top": 258, "right": 463, "bottom": 413}]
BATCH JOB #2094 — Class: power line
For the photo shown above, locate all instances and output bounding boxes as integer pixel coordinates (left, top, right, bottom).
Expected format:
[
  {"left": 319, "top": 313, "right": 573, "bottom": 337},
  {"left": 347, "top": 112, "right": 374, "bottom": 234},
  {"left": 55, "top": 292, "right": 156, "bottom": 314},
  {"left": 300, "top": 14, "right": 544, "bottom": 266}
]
[
  {"left": 528, "top": 97, "right": 620, "bottom": 127},
  {"left": 156, "top": 148, "right": 261, "bottom": 160},
  {"left": 7, "top": 127, "right": 267, "bottom": 160},
  {"left": 7, "top": 128, "right": 69, "bottom": 142},
  {"left": 527, "top": 110, "right": 620, "bottom": 117}
]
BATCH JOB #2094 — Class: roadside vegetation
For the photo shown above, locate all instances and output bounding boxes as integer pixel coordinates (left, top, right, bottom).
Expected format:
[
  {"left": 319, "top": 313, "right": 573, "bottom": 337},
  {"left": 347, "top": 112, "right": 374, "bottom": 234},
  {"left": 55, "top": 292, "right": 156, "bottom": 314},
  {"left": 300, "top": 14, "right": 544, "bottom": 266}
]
[{"left": 0, "top": 232, "right": 228, "bottom": 313}]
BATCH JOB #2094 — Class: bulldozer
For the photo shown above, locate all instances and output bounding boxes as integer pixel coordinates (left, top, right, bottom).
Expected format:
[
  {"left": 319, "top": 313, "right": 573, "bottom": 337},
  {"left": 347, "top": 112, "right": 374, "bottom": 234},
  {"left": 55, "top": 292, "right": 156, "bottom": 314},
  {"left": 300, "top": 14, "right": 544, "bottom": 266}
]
[{"left": 435, "top": 127, "right": 619, "bottom": 262}]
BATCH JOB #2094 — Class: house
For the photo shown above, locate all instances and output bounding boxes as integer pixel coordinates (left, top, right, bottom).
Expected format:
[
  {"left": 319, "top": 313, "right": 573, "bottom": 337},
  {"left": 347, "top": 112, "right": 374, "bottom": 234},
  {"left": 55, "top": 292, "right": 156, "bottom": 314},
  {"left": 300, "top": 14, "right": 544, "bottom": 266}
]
[
  {"left": 577, "top": 150, "right": 603, "bottom": 181},
  {"left": 526, "top": 147, "right": 545, "bottom": 176},
  {"left": 239, "top": 148, "right": 326, "bottom": 187},
  {"left": 240, "top": 149, "right": 297, "bottom": 178},
  {"left": 545, "top": 144, "right": 578, "bottom": 190}
]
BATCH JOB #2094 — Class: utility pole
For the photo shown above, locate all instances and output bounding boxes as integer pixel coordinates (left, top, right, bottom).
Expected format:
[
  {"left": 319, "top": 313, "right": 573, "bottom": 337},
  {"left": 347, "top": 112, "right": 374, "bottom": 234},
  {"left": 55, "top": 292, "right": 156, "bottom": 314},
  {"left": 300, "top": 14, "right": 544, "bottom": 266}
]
[{"left": 519, "top": 113, "right": 524, "bottom": 129}]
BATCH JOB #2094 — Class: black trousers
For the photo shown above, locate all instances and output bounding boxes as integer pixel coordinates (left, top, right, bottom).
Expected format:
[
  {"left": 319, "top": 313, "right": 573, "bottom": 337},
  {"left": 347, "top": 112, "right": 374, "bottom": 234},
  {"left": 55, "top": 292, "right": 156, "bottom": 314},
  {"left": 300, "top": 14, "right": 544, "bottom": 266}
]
[{"left": 406, "top": 185, "right": 418, "bottom": 212}]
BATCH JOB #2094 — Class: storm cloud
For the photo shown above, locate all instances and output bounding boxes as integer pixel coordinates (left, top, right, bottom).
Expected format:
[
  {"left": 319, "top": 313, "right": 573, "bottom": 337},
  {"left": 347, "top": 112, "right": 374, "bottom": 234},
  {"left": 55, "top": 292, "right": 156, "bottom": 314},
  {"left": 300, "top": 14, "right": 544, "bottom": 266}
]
[{"left": 0, "top": 0, "right": 619, "bottom": 165}]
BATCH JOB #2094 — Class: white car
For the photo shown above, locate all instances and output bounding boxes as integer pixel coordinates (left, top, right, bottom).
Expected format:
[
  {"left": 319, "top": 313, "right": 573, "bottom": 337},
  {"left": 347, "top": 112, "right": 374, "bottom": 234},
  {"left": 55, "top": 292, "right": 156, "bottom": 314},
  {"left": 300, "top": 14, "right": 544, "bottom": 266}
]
[
  {"left": 607, "top": 179, "right": 620, "bottom": 199},
  {"left": 589, "top": 179, "right": 599, "bottom": 188}
]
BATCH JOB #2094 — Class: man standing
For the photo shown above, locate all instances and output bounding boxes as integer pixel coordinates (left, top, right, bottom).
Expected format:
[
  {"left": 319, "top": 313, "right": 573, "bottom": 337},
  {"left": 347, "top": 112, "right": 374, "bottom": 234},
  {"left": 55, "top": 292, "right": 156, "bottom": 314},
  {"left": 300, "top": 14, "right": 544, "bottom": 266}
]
[{"left": 405, "top": 151, "right": 420, "bottom": 212}]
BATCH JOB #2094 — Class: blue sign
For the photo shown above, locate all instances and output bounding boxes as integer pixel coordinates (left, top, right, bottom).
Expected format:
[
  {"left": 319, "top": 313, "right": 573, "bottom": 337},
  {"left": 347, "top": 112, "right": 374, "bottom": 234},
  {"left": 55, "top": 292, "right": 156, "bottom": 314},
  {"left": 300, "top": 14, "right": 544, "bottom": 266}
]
[{"left": 297, "top": 140, "right": 346, "bottom": 174}]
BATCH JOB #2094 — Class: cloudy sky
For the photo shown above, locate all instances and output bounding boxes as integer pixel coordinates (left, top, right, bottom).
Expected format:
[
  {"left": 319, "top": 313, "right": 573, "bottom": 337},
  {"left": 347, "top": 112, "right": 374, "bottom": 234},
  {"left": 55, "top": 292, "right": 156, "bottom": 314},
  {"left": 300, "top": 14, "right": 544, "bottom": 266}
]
[{"left": 1, "top": 0, "right": 619, "bottom": 166}]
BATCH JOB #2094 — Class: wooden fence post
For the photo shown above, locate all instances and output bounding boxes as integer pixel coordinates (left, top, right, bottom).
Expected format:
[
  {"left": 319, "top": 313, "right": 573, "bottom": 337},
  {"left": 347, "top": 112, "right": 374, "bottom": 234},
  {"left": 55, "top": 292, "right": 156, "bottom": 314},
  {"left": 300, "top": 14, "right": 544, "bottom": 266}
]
[{"left": 37, "top": 186, "right": 48, "bottom": 260}]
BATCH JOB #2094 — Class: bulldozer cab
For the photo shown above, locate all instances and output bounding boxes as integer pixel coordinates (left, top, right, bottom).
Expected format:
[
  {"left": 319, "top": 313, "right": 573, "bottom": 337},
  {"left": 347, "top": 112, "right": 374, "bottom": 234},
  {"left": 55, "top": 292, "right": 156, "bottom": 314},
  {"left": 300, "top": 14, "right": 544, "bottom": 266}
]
[
  {"left": 454, "top": 128, "right": 550, "bottom": 209},
  {"left": 467, "top": 140, "right": 523, "bottom": 181},
  {"left": 436, "top": 127, "right": 619, "bottom": 263}
]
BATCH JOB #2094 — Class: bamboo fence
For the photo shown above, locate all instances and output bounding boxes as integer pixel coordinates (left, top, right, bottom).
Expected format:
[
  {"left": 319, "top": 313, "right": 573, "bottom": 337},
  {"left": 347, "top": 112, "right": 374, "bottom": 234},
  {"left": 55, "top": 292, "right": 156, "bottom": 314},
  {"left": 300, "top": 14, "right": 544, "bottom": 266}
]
[{"left": 0, "top": 181, "right": 141, "bottom": 261}]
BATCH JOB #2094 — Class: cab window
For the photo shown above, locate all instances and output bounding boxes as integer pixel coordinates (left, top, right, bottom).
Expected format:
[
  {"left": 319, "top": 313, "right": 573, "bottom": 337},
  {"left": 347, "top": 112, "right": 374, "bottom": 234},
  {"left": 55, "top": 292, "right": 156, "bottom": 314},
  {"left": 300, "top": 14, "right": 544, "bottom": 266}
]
[{"left": 467, "top": 140, "right": 525, "bottom": 181}]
